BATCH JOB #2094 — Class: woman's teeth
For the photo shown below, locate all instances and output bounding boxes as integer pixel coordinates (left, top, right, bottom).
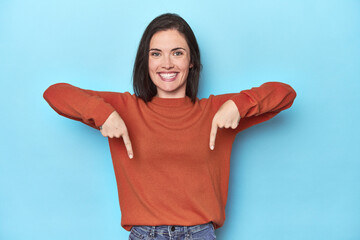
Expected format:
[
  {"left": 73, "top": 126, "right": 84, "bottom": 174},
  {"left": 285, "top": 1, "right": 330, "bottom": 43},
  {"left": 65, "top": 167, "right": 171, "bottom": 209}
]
[{"left": 159, "top": 73, "right": 177, "bottom": 79}]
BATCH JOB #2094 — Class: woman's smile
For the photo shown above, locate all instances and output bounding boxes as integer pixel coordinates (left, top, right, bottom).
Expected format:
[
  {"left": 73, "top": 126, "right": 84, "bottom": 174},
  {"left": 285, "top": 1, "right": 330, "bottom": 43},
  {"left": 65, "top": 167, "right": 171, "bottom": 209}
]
[{"left": 158, "top": 72, "right": 179, "bottom": 82}]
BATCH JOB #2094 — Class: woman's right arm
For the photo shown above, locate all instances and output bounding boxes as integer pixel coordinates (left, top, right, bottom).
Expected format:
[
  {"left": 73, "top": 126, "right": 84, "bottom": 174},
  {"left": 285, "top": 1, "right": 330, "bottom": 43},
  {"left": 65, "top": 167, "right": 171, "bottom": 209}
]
[
  {"left": 43, "top": 83, "right": 134, "bottom": 158},
  {"left": 43, "top": 83, "right": 117, "bottom": 130}
]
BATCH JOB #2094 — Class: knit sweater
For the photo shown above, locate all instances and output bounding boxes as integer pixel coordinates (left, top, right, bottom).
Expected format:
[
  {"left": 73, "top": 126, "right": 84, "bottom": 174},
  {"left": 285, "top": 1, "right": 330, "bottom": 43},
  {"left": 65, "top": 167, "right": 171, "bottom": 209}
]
[{"left": 43, "top": 81, "right": 296, "bottom": 231}]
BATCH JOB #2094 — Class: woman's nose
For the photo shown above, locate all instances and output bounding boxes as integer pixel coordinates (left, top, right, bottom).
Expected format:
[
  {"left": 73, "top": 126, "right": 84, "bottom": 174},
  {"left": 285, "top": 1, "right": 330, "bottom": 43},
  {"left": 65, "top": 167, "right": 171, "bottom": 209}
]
[{"left": 162, "top": 55, "right": 174, "bottom": 69}]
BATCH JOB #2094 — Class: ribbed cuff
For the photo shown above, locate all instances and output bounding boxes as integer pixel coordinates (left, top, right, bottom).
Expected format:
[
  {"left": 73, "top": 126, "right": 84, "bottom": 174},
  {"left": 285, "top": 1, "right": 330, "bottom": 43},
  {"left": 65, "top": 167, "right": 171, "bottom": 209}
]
[
  {"left": 230, "top": 92, "right": 258, "bottom": 118},
  {"left": 88, "top": 100, "right": 116, "bottom": 128}
]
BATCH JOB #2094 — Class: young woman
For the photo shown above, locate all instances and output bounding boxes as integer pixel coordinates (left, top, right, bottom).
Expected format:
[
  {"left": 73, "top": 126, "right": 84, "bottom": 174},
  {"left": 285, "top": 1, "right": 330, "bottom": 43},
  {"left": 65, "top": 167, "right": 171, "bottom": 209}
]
[{"left": 43, "top": 13, "right": 296, "bottom": 240}]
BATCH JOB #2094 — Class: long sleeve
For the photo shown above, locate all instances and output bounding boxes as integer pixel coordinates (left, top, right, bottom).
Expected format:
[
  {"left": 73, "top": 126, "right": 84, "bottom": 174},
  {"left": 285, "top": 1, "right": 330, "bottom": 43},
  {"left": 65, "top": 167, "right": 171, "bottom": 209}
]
[
  {"left": 212, "top": 82, "right": 297, "bottom": 133},
  {"left": 230, "top": 82, "right": 296, "bottom": 118},
  {"left": 43, "top": 83, "right": 117, "bottom": 130}
]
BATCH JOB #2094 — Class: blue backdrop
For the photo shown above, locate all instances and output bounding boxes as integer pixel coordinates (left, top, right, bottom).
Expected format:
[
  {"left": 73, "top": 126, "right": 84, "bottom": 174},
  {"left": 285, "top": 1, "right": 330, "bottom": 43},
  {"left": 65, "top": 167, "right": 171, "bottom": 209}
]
[{"left": 1, "top": 0, "right": 359, "bottom": 239}]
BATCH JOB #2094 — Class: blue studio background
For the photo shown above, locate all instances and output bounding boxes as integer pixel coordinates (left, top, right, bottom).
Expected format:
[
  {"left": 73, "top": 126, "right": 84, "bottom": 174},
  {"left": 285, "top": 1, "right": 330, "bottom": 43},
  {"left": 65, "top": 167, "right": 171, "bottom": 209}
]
[{"left": 1, "top": 0, "right": 359, "bottom": 239}]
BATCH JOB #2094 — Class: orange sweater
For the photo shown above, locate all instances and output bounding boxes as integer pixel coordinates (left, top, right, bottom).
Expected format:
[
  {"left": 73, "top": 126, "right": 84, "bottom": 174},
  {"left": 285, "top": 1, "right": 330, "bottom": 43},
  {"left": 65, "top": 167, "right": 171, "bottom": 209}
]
[{"left": 43, "top": 82, "right": 296, "bottom": 231}]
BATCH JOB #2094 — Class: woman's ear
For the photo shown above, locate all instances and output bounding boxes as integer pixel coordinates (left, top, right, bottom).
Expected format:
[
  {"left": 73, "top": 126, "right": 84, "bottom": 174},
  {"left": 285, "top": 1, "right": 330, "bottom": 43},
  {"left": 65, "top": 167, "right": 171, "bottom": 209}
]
[{"left": 190, "top": 63, "right": 193, "bottom": 68}]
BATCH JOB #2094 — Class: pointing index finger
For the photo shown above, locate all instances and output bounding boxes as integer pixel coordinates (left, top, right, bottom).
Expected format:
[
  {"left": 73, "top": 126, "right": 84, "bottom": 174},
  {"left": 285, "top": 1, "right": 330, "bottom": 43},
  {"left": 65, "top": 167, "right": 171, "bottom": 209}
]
[
  {"left": 121, "top": 132, "right": 134, "bottom": 159},
  {"left": 209, "top": 120, "right": 218, "bottom": 150}
]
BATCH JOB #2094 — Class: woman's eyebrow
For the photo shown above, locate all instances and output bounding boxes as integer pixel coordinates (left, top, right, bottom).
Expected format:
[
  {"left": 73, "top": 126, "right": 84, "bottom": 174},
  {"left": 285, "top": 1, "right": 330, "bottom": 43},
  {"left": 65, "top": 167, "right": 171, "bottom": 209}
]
[
  {"left": 149, "top": 47, "right": 187, "bottom": 52},
  {"left": 172, "top": 47, "right": 186, "bottom": 51}
]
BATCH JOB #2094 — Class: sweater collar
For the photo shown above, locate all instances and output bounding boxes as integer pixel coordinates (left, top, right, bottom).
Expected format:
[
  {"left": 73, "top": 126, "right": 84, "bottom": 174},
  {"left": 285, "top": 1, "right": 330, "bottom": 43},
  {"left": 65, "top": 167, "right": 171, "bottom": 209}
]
[{"left": 149, "top": 96, "right": 193, "bottom": 107}]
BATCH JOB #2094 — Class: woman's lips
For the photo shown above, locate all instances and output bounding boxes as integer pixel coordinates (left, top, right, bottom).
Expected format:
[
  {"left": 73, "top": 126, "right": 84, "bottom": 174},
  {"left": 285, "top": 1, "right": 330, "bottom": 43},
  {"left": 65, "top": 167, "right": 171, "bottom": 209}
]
[{"left": 158, "top": 72, "right": 178, "bottom": 82}]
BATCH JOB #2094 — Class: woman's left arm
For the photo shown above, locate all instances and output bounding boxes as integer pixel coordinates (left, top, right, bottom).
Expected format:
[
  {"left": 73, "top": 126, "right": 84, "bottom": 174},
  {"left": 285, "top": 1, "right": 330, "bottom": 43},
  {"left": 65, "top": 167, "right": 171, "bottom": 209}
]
[{"left": 209, "top": 82, "right": 297, "bottom": 150}]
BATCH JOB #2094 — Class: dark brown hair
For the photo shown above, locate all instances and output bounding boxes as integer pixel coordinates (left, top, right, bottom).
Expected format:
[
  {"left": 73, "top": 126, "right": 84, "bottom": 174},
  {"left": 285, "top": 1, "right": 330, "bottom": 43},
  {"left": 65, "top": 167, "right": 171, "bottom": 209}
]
[{"left": 133, "top": 13, "right": 201, "bottom": 103}]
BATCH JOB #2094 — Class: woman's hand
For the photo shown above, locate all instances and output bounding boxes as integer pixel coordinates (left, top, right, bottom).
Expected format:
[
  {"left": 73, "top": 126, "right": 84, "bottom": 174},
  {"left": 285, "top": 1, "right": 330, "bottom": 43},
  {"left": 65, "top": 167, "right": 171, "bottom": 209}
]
[
  {"left": 100, "top": 111, "right": 133, "bottom": 159},
  {"left": 209, "top": 100, "right": 240, "bottom": 150}
]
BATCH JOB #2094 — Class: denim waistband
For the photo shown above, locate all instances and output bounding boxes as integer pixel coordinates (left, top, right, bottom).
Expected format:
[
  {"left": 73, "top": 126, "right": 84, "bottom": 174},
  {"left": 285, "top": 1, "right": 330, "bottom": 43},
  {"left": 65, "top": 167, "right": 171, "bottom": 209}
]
[{"left": 131, "top": 221, "right": 213, "bottom": 235}]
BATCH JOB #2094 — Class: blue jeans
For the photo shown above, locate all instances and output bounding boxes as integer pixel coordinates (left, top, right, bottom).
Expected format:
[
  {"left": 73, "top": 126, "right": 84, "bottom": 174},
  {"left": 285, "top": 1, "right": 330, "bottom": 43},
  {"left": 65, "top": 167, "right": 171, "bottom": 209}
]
[{"left": 128, "top": 222, "right": 216, "bottom": 240}]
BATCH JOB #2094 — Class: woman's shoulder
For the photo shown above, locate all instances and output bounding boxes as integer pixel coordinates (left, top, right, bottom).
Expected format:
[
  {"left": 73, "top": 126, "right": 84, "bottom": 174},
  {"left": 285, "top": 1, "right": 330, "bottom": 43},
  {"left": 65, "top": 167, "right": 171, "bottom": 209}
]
[{"left": 197, "top": 93, "right": 239, "bottom": 110}]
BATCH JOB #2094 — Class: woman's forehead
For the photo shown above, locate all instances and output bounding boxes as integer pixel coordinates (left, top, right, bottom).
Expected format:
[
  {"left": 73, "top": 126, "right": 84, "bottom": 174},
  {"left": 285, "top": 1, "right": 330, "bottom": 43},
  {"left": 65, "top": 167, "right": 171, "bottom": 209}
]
[{"left": 149, "top": 29, "right": 189, "bottom": 50}]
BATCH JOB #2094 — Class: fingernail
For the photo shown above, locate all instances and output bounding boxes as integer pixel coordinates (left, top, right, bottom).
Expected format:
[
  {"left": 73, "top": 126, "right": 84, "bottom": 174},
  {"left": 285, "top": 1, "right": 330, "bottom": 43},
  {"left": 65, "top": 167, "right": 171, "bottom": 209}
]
[
  {"left": 210, "top": 145, "right": 214, "bottom": 150},
  {"left": 129, "top": 154, "right": 133, "bottom": 159}
]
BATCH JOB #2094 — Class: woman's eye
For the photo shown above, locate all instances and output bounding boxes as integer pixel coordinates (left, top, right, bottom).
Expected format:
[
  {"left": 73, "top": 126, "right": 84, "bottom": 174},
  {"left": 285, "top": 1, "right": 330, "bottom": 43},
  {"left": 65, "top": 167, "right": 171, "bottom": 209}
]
[
  {"left": 151, "top": 52, "right": 160, "bottom": 57},
  {"left": 173, "top": 51, "right": 183, "bottom": 56}
]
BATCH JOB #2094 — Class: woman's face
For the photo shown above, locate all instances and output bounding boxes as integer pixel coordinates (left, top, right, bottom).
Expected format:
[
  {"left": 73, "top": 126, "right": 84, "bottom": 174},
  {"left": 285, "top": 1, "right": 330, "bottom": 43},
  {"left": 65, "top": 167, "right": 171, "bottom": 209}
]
[{"left": 148, "top": 29, "right": 193, "bottom": 98}]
